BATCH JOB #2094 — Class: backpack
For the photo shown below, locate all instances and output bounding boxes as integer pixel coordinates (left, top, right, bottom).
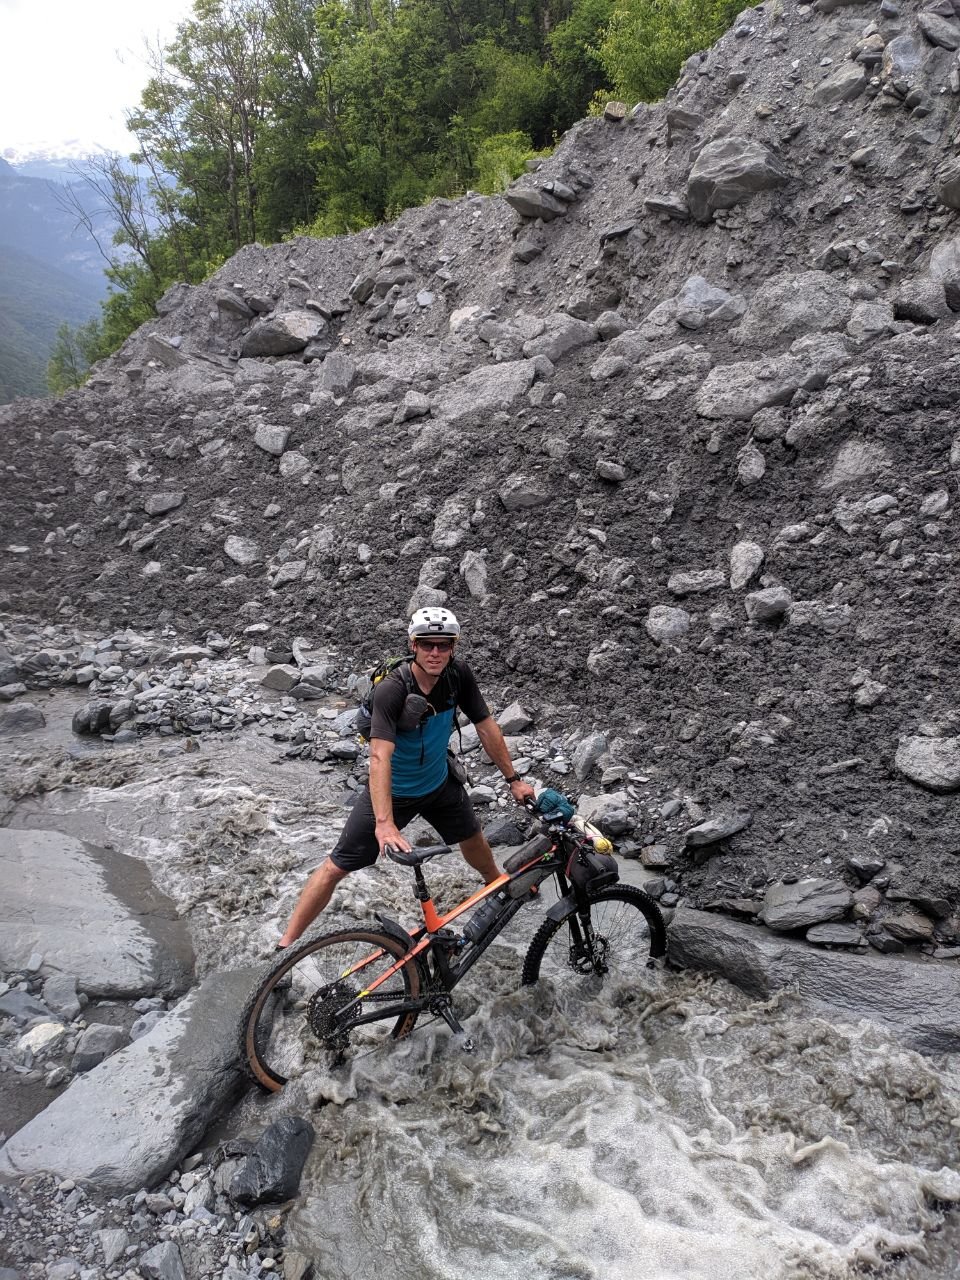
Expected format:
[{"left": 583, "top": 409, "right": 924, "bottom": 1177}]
[{"left": 355, "top": 656, "right": 461, "bottom": 743}]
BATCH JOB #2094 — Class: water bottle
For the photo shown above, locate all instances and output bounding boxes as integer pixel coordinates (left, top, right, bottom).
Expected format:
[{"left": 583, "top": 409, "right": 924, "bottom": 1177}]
[{"left": 462, "top": 891, "right": 506, "bottom": 943}]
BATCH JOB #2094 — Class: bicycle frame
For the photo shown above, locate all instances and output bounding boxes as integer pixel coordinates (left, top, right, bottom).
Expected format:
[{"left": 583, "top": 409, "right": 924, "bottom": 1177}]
[{"left": 329, "top": 841, "right": 571, "bottom": 1032}]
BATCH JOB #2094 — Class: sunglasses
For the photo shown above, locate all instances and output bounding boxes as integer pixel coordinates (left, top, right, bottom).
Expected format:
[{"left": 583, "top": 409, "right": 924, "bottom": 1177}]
[{"left": 416, "top": 639, "right": 454, "bottom": 652}]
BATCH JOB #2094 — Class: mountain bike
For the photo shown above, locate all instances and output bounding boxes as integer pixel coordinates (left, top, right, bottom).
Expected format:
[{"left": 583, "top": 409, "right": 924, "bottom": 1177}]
[{"left": 239, "top": 789, "right": 667, "bottom": 1092}]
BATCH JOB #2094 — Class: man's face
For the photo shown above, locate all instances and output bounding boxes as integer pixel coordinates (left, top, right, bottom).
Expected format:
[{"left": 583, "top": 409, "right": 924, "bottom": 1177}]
[{"left": 412, "top": 637, "right": 455, "bottom": 677}]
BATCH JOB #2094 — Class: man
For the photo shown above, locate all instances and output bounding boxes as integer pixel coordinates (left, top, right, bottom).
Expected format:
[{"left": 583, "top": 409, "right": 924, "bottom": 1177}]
[{"left": 277, "top": 607, "right": 535, "bottom": 947}]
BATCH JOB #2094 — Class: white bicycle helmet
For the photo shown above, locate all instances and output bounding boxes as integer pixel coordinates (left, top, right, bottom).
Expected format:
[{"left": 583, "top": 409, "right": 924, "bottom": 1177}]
[{"left": 408, "top": 607, "right": 461, "bottom": 638}]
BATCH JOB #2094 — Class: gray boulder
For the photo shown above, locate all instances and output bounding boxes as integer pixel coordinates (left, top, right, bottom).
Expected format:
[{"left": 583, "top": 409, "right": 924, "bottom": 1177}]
[
  {"left": 0, "top": 968, "right": 257, "bottom": 1192},
  {"left": 695, "top": 354, "right": 803, "bottom": 419},
  {"left": 668, "top": 908, "right": 960, "bottom": 1053},
  {"left": 240, "top": 311, "right": 326, "bottom": 357},
  {"left": 0, "top": 702, "right": 45, "bottom": 734},
  {"left": 498, "top": 474, "right": 550, "bottom": 511},
  {"left": 894, "top": 736, "right": 960, "bottom": 793},
  {"left": 930, "top": 234, "right": 960, "bottom": 310},
  {"left": 645, "top": 605, "right": 691, "bottom": 644},
  {"left": 42, "top": 973, "right": 81, "bottom": 1022},
  {"left": 729, "top": 540, "right": 764, "bottom": 589},
  {"left": 504, "top": 187, "right": 569, "bottom": 221},
  {"left": 812, "top": 62, "right": 867, "bottom": 104},
  {"left": 254, "top": 423, "right": 290, "bottom": 456},
  {"left": 497, "top": 702, "right": 533, "bottom": 734},
  {"left": 223, "top": 536, "right": 261, "bottom": 566},
  {"left": 522, "top": 314, "right": 598, "bottom": 363},
  {"left": 72, "top": 1022, "right": 127, "bottom": 1073},
  {"left": 573, "top": 733, "right": 608, "bottom": 781},
  {"left": 684, "top": 812, "right": 752, "bottom": 847},
  {"left": 0, "top": 829, "right": 193, "bottom": 998},
  {"left": 432, "top": 360, "right": 536, "bottom": 427},
  {"left": 732, "top": 271, "right": 853, "bottom": 348},
  {"left": 667, "top": 569, "right": 726, "bottom": 596},
  {"left": 918, "top": 10, "right": 960, "bottom": 49},
  {"left": 745, "top": 586, "right": 792, "bottom": 622},
  {"left": 140, "top": 1241, "right": 187, "bottom": 1280},
  {"left": 144, "top": 492, "right": 185, "bottom": 517},
  {"left": 686, "top": 137, "right": 789, "bottom": 223},
  {"left": 760, "top": 878, "right": 853, "bottom": 931},
  {"left": 786, "top": 600, "right": 852, "bottom": 633}
]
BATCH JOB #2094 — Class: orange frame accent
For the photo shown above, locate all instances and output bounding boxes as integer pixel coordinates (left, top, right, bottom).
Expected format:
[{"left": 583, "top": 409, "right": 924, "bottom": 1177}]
[{"left": 345, "top": 851, "right": 554, "bottom": 998}]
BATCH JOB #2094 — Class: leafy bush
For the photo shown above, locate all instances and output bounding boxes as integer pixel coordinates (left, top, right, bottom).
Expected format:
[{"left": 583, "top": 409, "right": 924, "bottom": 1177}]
[{"left": 600, "top": 0, "right": 761, "bottom": 102}]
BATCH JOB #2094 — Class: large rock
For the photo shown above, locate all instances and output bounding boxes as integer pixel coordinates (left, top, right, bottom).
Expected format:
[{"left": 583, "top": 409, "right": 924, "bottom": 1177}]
[
  {"left": 732, "top": 272, "right": 853, "bottom": 348},
  {"left": 668, "top": 908, "right": 960, "bottom": 1053},
  {"left": 760, "top": 878, "right": 853, "bottom": 931},
  {"left": 895, "top": 736, "right": 960, "bottom": 793},
  {"left": 240, "top": 311, "right": 326, "bottom": 357},
  {"left": 686, "top": 137, "right": 789, "bottom": 223},
  {"left": 645, "top": 605, "right": 691, "bottom": 644},
  {"left": 228, "top": 1117, "right": 315, "bottom": 1207},
  {"left": 504, "top": 187, "right": 569, "bottom": 221},
  {"left": 498, "top": 474, "right": 551, "bottom": 511},
  {"left": 223, "top": 536, "right": 261, "bottom": 566},
  {"left": 812, "top": 62, "right": 867, "bottom": 104},
  {"left": 930, "top": 234, "right": 960, "bottom": 310},
  {"left": 0, "top": 702, "right": 45, "bottom": 734},
  {"left": 667, "top": 569, "right": 726, "bottom": 596},
  {"left": 0, "top": 829, "right": 193, "bottom": 998},
  {"left": 0, "top": 968, "right": 257, "bottom": 1193},
  {"left": 694, "top": 354, "right": 803, "bottom": 419},
  {"left": 522, "top": 314, "right": 598, "bottom": 363},
  {"left": 432, "top": 360, "right": 537, "bottom": 427}
]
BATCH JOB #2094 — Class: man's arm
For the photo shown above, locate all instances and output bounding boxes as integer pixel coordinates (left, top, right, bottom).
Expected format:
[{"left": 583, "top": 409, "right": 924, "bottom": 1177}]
[
  {"left": 474, "top": 716, "right": 536, "bottom": 805},
  {"left": 369, "top": 738, "right": 411, "bottom": 854}
]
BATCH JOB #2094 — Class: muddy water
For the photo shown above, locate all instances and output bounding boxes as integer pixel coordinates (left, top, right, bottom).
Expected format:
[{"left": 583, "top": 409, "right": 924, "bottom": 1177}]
[{"left": 4, "top": 695, "right": 960, "bottom": 1279}]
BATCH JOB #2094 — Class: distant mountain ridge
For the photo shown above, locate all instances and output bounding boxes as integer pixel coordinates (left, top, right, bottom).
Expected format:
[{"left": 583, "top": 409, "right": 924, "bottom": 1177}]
[
  {"left": 0, "top": 244, "right": 105, "bottom": 401},
  {"left": 0, "top": 152, "right": 110, "bottom": 403}
]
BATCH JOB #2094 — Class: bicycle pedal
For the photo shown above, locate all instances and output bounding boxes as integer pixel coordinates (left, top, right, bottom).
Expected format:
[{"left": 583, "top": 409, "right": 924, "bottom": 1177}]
[{"left": 456, "top": 1034, "right": 475, "bottom": 1055}]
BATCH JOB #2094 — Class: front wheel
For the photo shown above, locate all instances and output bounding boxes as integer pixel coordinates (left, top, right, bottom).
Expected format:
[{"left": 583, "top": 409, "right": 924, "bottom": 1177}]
[
  {"left": 239, "top": 929, "right": 422, "bottom": 1092},
  {"left": 520, "top": 885, "right": 666, "bottom": 986}
]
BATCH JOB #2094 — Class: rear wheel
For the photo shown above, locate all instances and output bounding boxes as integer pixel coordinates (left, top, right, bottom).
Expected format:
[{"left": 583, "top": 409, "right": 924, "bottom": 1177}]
[
  {"left": 520, "top": 886, "right": 666, "bottom": 986},
  {"left": 239, "top": 929, "right": 422, "bottom": 1092}
]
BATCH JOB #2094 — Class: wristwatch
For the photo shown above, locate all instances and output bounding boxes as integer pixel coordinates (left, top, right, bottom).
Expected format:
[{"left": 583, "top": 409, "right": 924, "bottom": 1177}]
[{"left": 504, "top": 773, "right": 522, "bottom": 784}]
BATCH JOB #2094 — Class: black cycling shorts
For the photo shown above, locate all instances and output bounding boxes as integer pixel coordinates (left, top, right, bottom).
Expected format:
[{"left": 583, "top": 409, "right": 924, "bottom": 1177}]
[{"left": 329, "top": 775, "right": 481, "bottom": 872}]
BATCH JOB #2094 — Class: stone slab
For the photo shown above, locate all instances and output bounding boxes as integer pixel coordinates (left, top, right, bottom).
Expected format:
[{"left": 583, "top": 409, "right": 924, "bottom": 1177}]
[
  {"left": 668, "top": 907, "right": 960, "bottom": 1053},
  {"left": 0, "top": 829, "right": 193, "bottom": 998},
  {"left": 0, "top": 967, "right": 259, "bottom": 1193}
]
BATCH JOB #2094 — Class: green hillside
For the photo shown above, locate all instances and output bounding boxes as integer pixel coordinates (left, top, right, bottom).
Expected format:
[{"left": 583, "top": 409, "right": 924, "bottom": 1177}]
[{"left": 0, "top": 245, "right": 105, "bottom": 403}]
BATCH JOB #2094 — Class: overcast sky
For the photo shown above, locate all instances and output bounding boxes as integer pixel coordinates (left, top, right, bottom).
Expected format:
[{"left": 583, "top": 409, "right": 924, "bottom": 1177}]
[{"left": 0, "top": 0, "right": 195, "bottom": 157}]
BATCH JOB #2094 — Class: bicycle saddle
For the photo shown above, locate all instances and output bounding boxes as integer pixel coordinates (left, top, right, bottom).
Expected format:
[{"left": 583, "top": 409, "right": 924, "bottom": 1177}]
[{"left": 385, "top": 843, "right": 452, "bottom": 866}]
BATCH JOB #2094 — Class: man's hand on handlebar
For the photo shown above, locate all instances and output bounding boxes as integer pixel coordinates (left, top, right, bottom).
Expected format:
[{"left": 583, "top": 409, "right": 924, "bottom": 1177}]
[
  {"left": 509, "top": 779, "right": 536, "bottom": 806},
  {"left": 375, "top": 819, "right": 410, "bottom": 857}
]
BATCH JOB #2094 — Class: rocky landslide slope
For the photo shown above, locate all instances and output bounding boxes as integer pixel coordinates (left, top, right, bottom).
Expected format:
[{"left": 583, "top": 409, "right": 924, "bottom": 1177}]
[{"left": 2, "top": 0, "right": 960, "bottom": 948}]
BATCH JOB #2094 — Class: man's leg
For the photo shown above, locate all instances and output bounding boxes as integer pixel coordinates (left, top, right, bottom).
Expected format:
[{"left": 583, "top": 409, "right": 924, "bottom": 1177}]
[
  {"left": 278, "top": 858, "right": 349, "bottom": 947},
  {"left": 459, "top": 831, "right": 500, "bottom": 884}
]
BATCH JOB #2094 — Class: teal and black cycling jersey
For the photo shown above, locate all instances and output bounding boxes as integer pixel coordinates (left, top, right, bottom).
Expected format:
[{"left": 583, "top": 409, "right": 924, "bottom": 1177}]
[{"left": 369, "top": 658, "right": 489, "bottom": 798}]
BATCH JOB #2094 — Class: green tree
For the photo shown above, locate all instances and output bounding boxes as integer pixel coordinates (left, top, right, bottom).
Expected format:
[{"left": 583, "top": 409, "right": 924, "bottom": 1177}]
[
  {"left": 46, "top": 318, "right": 105, "bottom": 394},
  {"left": 600, "top": 0, "right": 759, "bottom": 102}
]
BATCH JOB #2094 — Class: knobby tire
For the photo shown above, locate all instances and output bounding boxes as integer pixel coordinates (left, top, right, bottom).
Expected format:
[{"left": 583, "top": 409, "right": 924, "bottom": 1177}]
[
  {"left": 520, "top": 885, "right": 667, "bottom": 986},
  {"left": 239, "top": 928, "right": 421, "bottom": 1092}
]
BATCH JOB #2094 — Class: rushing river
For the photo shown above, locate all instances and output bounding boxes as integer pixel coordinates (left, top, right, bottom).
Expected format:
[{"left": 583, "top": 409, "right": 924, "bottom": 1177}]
[{"left": 4, "top": 694, "right": 960, "bottom": 1279}]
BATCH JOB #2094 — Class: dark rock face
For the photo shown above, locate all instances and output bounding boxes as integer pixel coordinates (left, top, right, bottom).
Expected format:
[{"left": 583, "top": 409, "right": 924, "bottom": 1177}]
[
  {"left": 686, "top": 137, "right": 789, "bottom": 223},
  {"left": 228, "top": 1117, "right": 315, "bottom": 1206}
]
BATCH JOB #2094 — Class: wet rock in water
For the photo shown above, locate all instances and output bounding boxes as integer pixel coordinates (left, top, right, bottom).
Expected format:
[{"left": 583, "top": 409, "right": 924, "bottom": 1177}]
[
  {"left": 684, "top": 811, "right": 752, "bottom": 847},
  {"left": 0, "top": 967, "right": 258, "bottom": 1192},
  {"left": 760, "top": 878, "right": 853, "bottom": 931},
  {"left": 0, "top": 828, "right": 193, "bottom": 998},
  {"left": 228, "top": 1117, "right": 315, "bottom": 1207},
  {"left": 0, "top": 701, "right": 45, "bottom": 734},
  {"left": 669, "top": 907, "right": 960, "bottom": 1053},
  {"left": 894, "top": 736, "right": 960, "bottom": 793}
]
